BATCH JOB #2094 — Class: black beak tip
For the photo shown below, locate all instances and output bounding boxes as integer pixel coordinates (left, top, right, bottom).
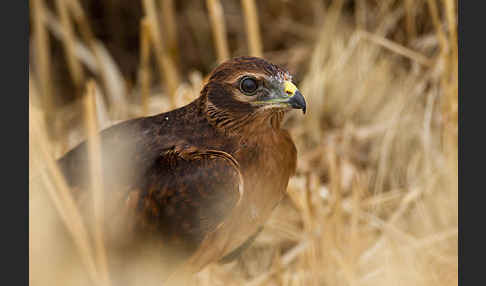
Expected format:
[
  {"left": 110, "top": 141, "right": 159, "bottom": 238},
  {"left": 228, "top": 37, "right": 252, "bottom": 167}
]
[{"left": 289, "top": 90, "right": 307, "bottom": 115}]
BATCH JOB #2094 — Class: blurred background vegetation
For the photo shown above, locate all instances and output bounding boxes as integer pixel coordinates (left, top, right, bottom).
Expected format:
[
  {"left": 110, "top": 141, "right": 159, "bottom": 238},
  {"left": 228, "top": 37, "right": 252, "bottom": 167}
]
[{"left": 29, "top": 0, "right": 458, "bottom": 285}]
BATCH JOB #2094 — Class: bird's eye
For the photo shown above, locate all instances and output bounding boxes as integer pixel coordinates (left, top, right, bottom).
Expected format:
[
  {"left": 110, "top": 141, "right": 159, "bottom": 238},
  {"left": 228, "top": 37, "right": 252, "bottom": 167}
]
[{"left": 239, "top": 77, "right": 258, "bottom": 95}]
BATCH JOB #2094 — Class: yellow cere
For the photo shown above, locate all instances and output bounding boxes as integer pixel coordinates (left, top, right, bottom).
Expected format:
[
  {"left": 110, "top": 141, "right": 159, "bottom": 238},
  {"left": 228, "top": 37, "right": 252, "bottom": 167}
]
[{"left": 284, "top": 80, "right": 298, "bottom": 97}]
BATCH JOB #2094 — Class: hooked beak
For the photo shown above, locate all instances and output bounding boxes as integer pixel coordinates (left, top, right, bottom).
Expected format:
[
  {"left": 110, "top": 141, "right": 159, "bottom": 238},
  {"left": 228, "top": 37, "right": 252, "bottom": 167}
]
[
  {"left": 282, "top": 80, "right": 307, "bottom": 114},
  {"left": 256, "top": 80, "right": 307, "bottom": 114},
  {"left": 288, "top": 90, "right": 306, "bottom": 114}
]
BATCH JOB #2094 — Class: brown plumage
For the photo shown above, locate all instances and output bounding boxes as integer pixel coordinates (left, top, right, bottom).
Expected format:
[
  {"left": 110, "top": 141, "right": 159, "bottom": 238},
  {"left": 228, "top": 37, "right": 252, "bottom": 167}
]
[{"left": 58, "top": 56, "right": 306, "bottom": 280}]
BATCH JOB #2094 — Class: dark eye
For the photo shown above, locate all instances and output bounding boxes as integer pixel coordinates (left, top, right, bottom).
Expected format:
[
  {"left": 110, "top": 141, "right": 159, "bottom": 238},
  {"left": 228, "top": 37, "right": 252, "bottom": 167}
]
[{"left": 240, "top": 77, "right": 258, "bottom": 95}]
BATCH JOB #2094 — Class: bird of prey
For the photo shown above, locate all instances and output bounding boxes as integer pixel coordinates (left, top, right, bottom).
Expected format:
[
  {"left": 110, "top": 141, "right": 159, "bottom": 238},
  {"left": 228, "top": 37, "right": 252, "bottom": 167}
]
[{"left": 58, "top": 56, "right": 306, "bottom": 280}]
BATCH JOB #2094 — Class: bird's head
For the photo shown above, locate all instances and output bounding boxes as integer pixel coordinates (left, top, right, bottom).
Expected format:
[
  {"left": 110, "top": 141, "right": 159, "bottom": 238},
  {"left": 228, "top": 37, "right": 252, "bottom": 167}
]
[{"left": 201, "top": 57, "right": 306, "bottom": 130}]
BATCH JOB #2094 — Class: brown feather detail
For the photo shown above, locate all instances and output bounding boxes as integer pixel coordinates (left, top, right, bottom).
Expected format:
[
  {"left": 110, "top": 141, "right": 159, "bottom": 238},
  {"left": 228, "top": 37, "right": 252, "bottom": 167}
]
[
  {"left": 119, "top": 146, "right": 244, "bottom": 268},
  {"left": 195, "top": 149, "right": 244, "bottom": 200}
]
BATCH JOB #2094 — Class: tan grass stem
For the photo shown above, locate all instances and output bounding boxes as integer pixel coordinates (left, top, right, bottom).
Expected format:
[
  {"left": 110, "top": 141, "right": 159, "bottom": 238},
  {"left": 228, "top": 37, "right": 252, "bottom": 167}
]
[
  {"left": 66, "top": 0, "right": 128, "bottom": 118},
  {"left": 246, "top": 239, "right": 311, "bottom": 286},
  {"left": 55, "top": 0, "right": 84, "bottom": 89},
  {"left": 206, "top": 0, "right": 230, "bottom": 63},
  {"left": 31, "top": 0, "right": 53, "bottom": 125},
  {"left": 327, "top": 145, "right": 342, "bottom": 238},
  {"left": 404, "top": 0, "right": 416, "bottom": 40},
  {"left": 358, "top": 30, "right": 432, "bottom": 66},
  {"left": 443, "top": 0, "right": 458, "bottom": 149},
  {"left": 140, "top": 18, "right": 152, "bottom": 116},
  {"left": 426, "top": 0, "right": 448, "bottom": 52},
  {"left": 142, "top": 0, "right": 180, "bottom": 108},
  {"left": 30, "top": 99, "right": 99, "bottom": 285},
  {"left": 350, "top": 175, "right": 364, "bottom": 261},
  {"left": 160, "top": 0, "right": 180, "bottom": 66},
  {"left": 83, "top": 81, "right": 111, "bottom": 286},
  {"left": 241, "top": 0, "right": 263, "bottom": 57},
  {"left": 355, "top": 0, "right": 366, "bottom": 30}
]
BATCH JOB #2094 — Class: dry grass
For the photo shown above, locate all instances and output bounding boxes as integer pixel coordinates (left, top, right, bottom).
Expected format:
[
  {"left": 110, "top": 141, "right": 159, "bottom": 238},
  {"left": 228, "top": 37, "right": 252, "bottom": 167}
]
[
  {"left": 29, "top": 0, "right": 458, "bottom": 285},
  {"left": 206, "top": 0, "right": 230, "bottom": 63}
]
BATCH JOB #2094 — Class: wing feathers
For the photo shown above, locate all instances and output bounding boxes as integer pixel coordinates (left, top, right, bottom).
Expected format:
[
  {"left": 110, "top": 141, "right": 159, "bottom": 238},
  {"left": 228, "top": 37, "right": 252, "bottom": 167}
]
[{"left": 132, "top": 146, "right": 243, "bottom": 257}]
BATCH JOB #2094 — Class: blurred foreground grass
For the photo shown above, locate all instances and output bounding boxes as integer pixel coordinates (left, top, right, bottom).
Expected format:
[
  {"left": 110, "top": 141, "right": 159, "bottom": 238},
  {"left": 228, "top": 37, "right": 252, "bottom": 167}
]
[{"left": 29, "top": 0, "right": 458, "bottom": 285}]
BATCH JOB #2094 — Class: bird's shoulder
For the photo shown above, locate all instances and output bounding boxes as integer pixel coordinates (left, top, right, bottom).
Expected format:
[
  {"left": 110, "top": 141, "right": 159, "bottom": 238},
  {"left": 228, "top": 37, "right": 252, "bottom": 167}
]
[{"left": 58, "top": 102, "right": 236, "bottom": 188}]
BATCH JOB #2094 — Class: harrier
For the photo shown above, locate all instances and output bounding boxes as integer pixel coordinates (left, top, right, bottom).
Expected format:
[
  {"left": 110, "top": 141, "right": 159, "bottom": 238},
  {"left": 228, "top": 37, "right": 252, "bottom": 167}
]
[{"left": 58, "top": 56, "right": 306, "bottom": 281}]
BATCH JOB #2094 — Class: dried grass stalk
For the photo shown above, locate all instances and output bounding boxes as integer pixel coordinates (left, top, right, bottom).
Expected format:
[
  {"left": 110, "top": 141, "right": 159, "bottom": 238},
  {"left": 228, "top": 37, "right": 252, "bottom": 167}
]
[
  {"left": 427, "top": 0, "right": 457, "bottom": 161},
  {"left": 241, "top": 0, "right": 263, "bottom": 57},
  {"left": 404, "top": 0, "right": 417, "bottom": 40},
  {"left": 31, "top": 0, "right": 53, "bottom": 123},
  {"left": 140, "top": 18, "right": 152, "bottom": 116},
  {"left": 355, "top": 0, "right": 366, "bottom": 30},
  {"left": 160, "top": 0, "right": 179, "bottom": 66},
  {"left": 30, "top": 98, "right": 99, "bottom": 285},
  {"left": 55, "top": 0, "right": 84, "bottom": 88},
  {"left": 66, "top": 0, "right": 128, "bottom": 118},
  {"left": 83, "top": 81, "right": 111, "bottom": 286},
  {"left": 348, "top": 174, "right": 366, "bottom": 283},
  {"left": 206, "top": 0, "right": 230, "bottom": 63},
  {"left": 426, "top": 0, "right": 448, "bottom": 50},
  {"left": 358, "top": 30, "right": 432, "bottom": 66},
  {"left": 142, "top": 0, "right": 180, "bottom": 108},
  {"left": 443, "top": 0, "right": 458, "bottom": 140}
]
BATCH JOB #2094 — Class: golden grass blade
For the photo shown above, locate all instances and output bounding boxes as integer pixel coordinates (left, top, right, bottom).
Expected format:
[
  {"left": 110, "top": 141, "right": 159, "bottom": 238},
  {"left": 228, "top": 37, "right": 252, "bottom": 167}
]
[
  {"left": 241, "top": 0, "right": 263, "bottom": 57},
  {"left": 355, "top": 0, "right": 366, "bottom": 30},
  {"left": 444, "top": 0, "right": 458, "bottom": 69},
  {"left": 359, "top": 187, "right": 423, "bottom": 265},
  {"left": 349, "top": 174, "right": 365, "bottom": 264},
  {"left": 324, "top": 0, "right": 345, "bottom": 36},
  {"left": 31, "top": 0, "right": 53, "bottom": 124},
  {"left": 160, "top": 0, "right": 180, "bottom": 66},
  {"left": 246, "top": 239, "right": 311, "bottom": 286},
  {"left": 44, "top": 10, "right": 97, "bottom": 69},
  {"left": 404, "top": 0, "right": 416, "bottom": 40},
  {"left": 444, "top": 0, "right": 457, "bottom": 52},
  {"left": 93, "top": 43, "right": 129, "bottom": 119},
  {"left": 377, "top": 0, "right": 395, "bottom": 23},
  {"left": 66, "top": 0, "right": 128, "bottom": 118},
  {"left": 408, "top": 227, "right": 458, "bottom": 250},
  {"left": 30, "top": 99, "right": 99, "bottom": 285},
  {"left": 55, "top": 0, "right": 84, "bottom": 89},
  {"left": 329, "top": 248, "right": 356, "bottom": 286},
  {"left": 83, "top": 81, "right": 111, "bottom": 286},
  {"left": 29, "top": 71, "right": 41, "bottom": 111},
  {"left": 142, "top": 0, "right": 180, "bottom": 108},
  {"left": 443, "top": 0, "right": 458, "bottom": 157},
  {"left": 426, "top": 0, "right": 448, "bottom": 52},
  {"left": 428, "top": 0, "right": 457, "bottom": 165},
  {"left": 357, "top": 30, "right": 432, "bottom": 66},
  {"left": 66, "top": 0, "right": 96, "bottom": 44},
  {"left": 206, "top": 0, "right": 230, "bottom": 63},
  {"left": 43, "top": 1, "right": 127, "bottom": 119},
  {"left": 140, "top": 18, "right": 152, "bottom": 116},
  {"left": 93, "top": 81, "right": 112, "bottom": 130},
  {"left": 327, "top": 144, "right": 342, "bottom": 238}
]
